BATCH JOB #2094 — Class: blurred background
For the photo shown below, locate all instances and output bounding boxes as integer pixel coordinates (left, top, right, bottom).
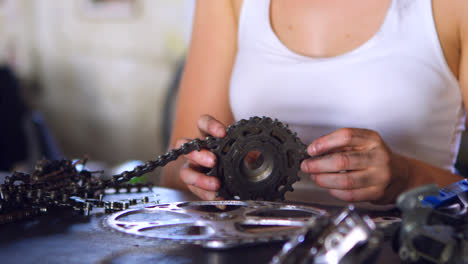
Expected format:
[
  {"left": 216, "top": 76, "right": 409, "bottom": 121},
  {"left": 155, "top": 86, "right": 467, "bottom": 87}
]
[
  {"left": 0, "top": 0, "right": 194, "bottom": 182},
  {"left": 0, "top": 0, "right": 466, "bottom": 184}
]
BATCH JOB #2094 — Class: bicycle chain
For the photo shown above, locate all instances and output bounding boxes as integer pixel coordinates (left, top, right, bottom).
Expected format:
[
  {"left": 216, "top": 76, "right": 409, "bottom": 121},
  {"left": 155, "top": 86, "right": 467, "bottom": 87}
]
[{"left": 0, "top": 116, "right": 308, "bottom": 224}]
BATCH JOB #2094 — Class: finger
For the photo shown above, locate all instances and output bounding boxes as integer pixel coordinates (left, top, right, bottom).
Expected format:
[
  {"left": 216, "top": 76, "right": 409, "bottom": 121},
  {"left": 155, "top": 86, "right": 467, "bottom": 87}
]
[
  {"left": 186, "top": 149, "right": 217, "bottom": 168},
  {"left": 180, "top": 165, "right": 220, "bottom": 191},
  {"left": 311, "top": 171, "right": 374, "bottom": 190},
  {"left": 307, "top": 128, "right": 379, "bottom": 156},
  {"left": 328, "top": 186, "right": 384, "bottom": 203},
  {"left": 175, "top": 138, "right": 217, "bottom": 168},
  {"left": 198, "top": 114, "right": 227, "bottom": 138},
  {"left": 187, "top": 185, "right": 219, "bottom": 201},
  {"left": 301, "top": 151, "right": 372, "bottom": 173}
]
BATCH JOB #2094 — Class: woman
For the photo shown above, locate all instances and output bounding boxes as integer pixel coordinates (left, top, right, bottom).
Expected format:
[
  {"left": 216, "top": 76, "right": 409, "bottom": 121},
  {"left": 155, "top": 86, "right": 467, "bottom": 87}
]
[{"left": 161, "top": 0, "right": 468, "bottom": 204}]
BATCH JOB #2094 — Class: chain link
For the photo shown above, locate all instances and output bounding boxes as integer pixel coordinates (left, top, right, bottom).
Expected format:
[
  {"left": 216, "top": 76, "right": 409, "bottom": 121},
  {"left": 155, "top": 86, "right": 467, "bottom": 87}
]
[
  {"left": 0, "top": 136, "right": 219, "bottom": 224},
  {"left": 0, "top": 116, "right": 308, "bottom": 224},
  {"left": 105, "top": 137, "right": 216, "bottom": 185}
]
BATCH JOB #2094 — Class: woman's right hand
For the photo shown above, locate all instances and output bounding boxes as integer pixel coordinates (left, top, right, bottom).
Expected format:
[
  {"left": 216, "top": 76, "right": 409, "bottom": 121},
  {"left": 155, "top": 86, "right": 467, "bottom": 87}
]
[{"left": 175, "top": 115, "right": 227, "bottom": 200}]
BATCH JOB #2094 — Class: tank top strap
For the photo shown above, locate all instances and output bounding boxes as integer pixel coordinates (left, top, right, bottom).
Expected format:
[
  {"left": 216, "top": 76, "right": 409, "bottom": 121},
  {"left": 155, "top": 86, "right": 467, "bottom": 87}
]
[{"left": 238, "top": 0, "right": 271, "bottom": 44}]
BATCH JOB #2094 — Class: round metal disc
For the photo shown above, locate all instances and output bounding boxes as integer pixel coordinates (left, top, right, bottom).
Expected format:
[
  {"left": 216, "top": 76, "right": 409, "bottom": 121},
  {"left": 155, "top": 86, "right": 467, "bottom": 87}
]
[{"left": 105, "top": 200, "right": 327, "bottom": 248}]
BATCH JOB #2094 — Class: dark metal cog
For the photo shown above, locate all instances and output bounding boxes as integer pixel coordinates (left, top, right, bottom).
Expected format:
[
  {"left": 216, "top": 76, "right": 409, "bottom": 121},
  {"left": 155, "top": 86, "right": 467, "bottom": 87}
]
[
  {"left": 0, "top": 116, "right": 309, "bottom": 224},
  {"left": 207, "top": 117, "right": 308, "bottom": 201}
]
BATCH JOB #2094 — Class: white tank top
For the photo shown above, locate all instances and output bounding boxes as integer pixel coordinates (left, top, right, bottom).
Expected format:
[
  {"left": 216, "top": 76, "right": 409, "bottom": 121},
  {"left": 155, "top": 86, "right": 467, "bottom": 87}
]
[{"left": 230, "top": 0, "right": 466, "bottom": 172}]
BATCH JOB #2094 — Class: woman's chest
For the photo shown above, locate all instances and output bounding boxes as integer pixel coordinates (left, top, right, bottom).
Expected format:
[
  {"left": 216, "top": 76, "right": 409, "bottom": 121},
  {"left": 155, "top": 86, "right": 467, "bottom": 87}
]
[
  {"left": 230, "top": 52, "right": 453, "bottom": 127},
  {"left": 233, "top": 0, "right": 461, "bottom": 78},
  {"left": 269, "top": 0, "right": 392, "bottom": 58}
]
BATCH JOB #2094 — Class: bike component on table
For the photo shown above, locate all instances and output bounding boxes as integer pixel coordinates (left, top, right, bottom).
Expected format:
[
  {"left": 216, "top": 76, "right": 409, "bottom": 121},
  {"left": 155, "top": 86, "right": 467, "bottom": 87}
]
[
  {"left": 423, "top": 179, "right": 468, "bottom": 224},
  {"left": 105, "top": 200, "right": 327, "bottom": 249},
  {"left": 0, "top": 116, "right": 309, "bottom": 225},
  {"left": 396, "top": 184, "right": 468, "bottom": 264},
  {"left": 0, "top": 158, "right": 153, "bottom": 224},
  {"left": 271, "top": 205, "right": 382, "bottom": 264}
]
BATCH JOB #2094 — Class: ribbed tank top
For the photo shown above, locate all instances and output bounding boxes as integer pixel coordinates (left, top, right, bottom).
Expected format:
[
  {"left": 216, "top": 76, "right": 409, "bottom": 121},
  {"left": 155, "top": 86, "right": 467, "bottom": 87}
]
[{"left": 230, "top": 0, "right": 465, "bottom": 172}]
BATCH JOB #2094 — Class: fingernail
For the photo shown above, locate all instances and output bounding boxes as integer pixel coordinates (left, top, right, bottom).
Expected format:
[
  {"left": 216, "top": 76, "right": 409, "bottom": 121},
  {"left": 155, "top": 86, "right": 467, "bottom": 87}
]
[{"left": 301, "top": 161, "right": 308, "bottom": 172}]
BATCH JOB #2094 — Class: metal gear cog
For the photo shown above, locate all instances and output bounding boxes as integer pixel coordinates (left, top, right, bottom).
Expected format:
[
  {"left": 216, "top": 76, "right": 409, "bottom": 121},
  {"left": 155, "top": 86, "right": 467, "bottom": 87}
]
[
  {"left": 0, "top": 116, "right": 309, "bottom": 224},
  {"left": 105, "top": 200, "right": 327, "bottom": 249},
  {"left": 206, "top": 117, "right": 308, "bottom": 201}
]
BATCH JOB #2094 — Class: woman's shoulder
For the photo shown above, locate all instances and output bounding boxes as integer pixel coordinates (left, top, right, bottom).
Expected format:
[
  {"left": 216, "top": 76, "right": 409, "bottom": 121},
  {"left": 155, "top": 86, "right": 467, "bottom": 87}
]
[
  {"left": 432, "top": 0, "right": 467, "bottom": 80},
  {"left": 433, "top": 0, "right": 467, "bottom": 39}
]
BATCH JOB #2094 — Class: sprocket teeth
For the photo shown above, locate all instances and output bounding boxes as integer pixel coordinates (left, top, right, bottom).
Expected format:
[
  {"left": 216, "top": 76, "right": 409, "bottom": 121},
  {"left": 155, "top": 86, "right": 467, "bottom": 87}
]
[
  {"left": 261, "top": 117, "right": 272, "bottom": 124},
  {"left": 106, "top": 201, "right": 326, "bottom": 248},
  {"left": 206, "top": 116, "right": 305, "bottom": 201},
  {"left": 249, "top": 116, "right": 261, "bottom": 122}
]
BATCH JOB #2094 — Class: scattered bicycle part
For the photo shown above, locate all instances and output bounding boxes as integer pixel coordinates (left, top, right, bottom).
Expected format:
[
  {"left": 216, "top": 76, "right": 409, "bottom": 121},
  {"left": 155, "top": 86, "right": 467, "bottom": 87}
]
[
  {"left": 110, "top": 116, "right": 308, "bottom": 201},
  {"left": 423, "top": 179, "right": 468, "bottom": 224},
  {"left": 396, "top": 184, "right": 467, "bottom": 264},
  {"left": 271, "top": 205, "right": 382, "bottom": 264},
  {"left": 373, "top": 216, "right": 402, "bottom": 228},
  {"left": 105, "top": 200, "right": 327, "bottom": 249},
  {"left": 0, "top": 116, "right": 308, "bottom": 224},
  {"left": 0, "top": 159, "right": 153, "bottom": 224}
]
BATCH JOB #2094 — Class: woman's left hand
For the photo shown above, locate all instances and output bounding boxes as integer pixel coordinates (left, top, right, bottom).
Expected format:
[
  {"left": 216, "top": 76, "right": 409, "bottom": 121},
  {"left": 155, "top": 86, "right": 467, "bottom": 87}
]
[{"left": 300, "top": 128, "right": 408, "bottom": 204}]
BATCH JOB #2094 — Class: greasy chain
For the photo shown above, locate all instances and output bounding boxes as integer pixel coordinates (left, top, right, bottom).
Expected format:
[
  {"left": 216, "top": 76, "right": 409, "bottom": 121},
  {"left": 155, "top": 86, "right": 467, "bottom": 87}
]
[
  {"left": 0, "top": 138, "right": 216, "bottom": 224},
  {"left": 0, "top": 116, "right": 308, "bottom": 224}
]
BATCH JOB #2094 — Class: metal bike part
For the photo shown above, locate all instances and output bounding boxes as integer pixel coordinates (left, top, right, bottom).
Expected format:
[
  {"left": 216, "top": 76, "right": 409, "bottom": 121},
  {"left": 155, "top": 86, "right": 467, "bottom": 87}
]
[
  {"left": 372, "top": 216, "right": 401, "bottom": 228},
  {"left": 0, "top": 116, "right": 309, "bottom": 224},
  {"left": 271, "top": 205, "right": 382, "bottom": 264},
  {"left": 206, "top": 117, "right": 308, "bottom": 201},
  {"left": 270, "top": 217, "right": 329, "bottom": 264},
  {"left": 105, "top": 200, "right": 327, "bottom": 249},
  {"left": 113, "top": 116, "right": 308, "bottom": 201},
  {"left": 423, "top": 179, "right": 468, "bottom": 221},
  {"left": 396, "top": 184, "right": 461, "bottom": 264},
  {"left": 372, "top": 216, "right": 402, "bottom": 239}
]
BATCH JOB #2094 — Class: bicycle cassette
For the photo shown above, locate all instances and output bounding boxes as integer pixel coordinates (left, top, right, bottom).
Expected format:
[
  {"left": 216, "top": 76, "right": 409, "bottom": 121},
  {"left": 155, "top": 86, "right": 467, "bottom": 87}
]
[
  {"left": 207, "top": 117, "right": 308, "bottom": 201},
  {"left": 105, "top": 200, "right": 326, "bottom": 249}
]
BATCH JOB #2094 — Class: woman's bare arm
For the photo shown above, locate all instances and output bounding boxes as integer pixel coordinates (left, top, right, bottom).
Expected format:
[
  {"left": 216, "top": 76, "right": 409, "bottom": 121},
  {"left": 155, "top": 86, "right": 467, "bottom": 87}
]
[
  {"left": 161, "top": 1, "right": 237, "bottom": 190},
  {"left": 459, "top": 2, "right": 468, "bottom": 113},
  {"left": 405, "top": 0, "right": 468, "bottom": 191},
  {"left": 403, "top": 0, "right": 468, "bottom": 191}
]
